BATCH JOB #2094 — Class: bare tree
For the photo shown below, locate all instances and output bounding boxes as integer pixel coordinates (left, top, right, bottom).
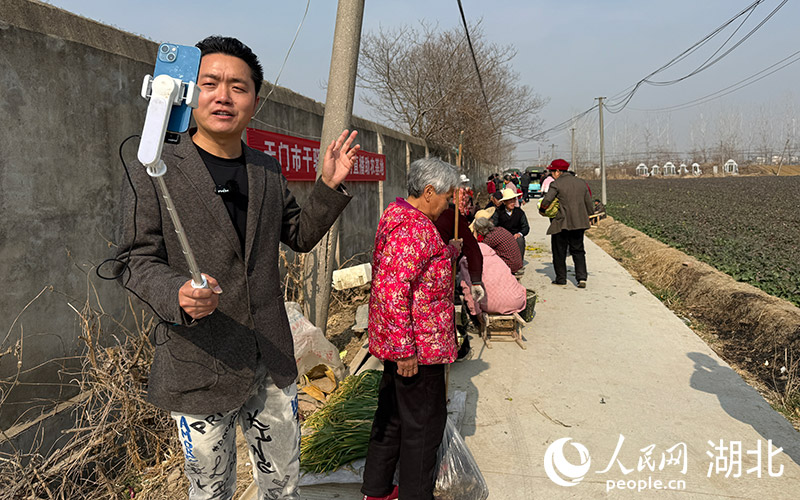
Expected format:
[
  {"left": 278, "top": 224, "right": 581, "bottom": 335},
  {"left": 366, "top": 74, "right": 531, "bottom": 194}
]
[
  {"left": 753, "top": 104, "right": 775, "bottom": 164},
  {"left": 654, "top": 114, "right": 675, "bottom": 165},
  {"left": 689, "top": 111, "right": 710, "bottom": 164},
  {"left": 714, "top": 106, "right": 743, "bottom": 164},
  {"left": 641, "top": 119, "right": 654, "bottom": 164},
  {"left": 358, "top": 20, "right": 547, "bottom": 165},
  {"left": 778, "top": 94, "right": 798, "bottom": 165},
  {"left": 620, "top": 119, "right": 639, "bottom": 166}
]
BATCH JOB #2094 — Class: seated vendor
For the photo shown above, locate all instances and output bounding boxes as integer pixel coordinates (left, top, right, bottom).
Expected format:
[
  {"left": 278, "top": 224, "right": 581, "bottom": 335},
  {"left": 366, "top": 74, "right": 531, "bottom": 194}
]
[
  {"left": 457, "top": 242, "right": 526, "bottom": 317},
  {"left": 472, "top": 217, "right": 522, "bottom": 273},
  {"left": 490, "top": 188, "right": 529, "bottom": 261}
]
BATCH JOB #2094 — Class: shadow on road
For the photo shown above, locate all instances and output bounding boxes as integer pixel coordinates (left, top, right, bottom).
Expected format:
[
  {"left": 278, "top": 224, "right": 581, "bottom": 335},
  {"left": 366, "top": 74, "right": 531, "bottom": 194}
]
[
  {"left": 450, "top": 341, "right": 489, "bottom": 438},
  {"left": 688, "top": 352, "right": 800, "bottom": 468}
]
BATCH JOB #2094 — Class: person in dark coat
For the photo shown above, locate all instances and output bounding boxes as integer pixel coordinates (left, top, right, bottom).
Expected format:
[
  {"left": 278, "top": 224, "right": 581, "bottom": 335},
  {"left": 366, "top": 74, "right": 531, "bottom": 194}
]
[
  {"left": 593, "top": 199, "right": 607, "bottom": 219},
  {"left": 484, "top": 190, "right": 503, "bottom": 210},
  {"left": 434, "top": 205, "right": 484, "bottom": 299},
  {"left": 114, "top": 36, "right": 360, "bottom": 499},
  {"left": 490, "top": 188, "right": 529, "bottom": 263},
  {"left": 493, "top": 174, "right": 503, "bottom": 192},
  {"left": 520, "top": 171, "right": 531, "bottom": 202},
  {"left": 539, "top": 159, "right": 593, "bottom": 288}
]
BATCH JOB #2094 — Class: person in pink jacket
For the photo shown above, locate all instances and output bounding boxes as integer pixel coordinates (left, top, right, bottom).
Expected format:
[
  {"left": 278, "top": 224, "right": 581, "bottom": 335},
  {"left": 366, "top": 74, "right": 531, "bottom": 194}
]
[
  {"left": 458, "top": 243, "right": 527, "bottom": 317},
  {"left": 362, "top": 157, "right": 462, "bottom": 500}
]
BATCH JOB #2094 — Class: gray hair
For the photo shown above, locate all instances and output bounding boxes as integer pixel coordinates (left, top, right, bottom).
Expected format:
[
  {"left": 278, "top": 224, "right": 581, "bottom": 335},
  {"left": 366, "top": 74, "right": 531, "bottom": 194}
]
[
  {"left": 472, "top": 217, "right": 494, "bottom": 237},
  {"left": 407, "top": 157, "right": 460, "bottom": 197}
]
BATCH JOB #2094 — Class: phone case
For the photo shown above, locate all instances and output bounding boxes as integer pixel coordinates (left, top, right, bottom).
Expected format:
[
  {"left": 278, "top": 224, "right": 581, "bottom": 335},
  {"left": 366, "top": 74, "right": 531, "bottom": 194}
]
[{"left": 153, "top": 43, "right": 201, "bottom": 133}]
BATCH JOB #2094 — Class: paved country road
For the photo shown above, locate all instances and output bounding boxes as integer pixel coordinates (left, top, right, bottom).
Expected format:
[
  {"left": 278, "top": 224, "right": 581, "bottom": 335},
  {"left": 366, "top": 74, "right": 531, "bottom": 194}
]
[
  {"left": 293, "top": 201, "right": 800, "bottom": 500},
  {"left": 448, "top": 202, "right": 800, "bottom": 499}
]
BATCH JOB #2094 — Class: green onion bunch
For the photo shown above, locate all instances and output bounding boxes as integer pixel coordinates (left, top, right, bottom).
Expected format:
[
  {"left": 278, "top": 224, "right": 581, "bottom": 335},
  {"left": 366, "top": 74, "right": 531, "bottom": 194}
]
[{"left": 300, "top": 370, "right": 383, "bottom": 473}]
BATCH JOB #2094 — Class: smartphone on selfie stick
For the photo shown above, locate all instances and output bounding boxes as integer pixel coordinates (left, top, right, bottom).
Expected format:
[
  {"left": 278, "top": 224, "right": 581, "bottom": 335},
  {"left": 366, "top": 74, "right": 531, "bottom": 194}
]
[{"left": 137, "top": 43, "right": 207, "bottom": 289}]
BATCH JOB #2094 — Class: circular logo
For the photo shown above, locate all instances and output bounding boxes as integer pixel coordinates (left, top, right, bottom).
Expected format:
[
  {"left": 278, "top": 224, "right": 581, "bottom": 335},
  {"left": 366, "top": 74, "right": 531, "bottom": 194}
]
[{"left": 544, "top": 437, "right": 591, "bottom": 487}]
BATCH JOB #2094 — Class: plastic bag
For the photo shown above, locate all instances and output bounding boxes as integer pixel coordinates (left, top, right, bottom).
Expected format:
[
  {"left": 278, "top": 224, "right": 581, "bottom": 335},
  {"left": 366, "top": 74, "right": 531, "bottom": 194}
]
[
  {"left": 285, "top": 301, "right": 346, "bottom": 381},
  {"left": 434, "top": 419, "right": 489, "bottom": 500}
]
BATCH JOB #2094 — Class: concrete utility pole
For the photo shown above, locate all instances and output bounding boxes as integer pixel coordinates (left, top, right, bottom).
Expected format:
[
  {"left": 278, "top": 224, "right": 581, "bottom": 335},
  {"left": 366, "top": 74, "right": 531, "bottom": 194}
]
[
  {"left": 550, "top": 143, "right": 556, "bottom": 162},
  {"left": 570, "top": 127, "right": 576, "bottom": 173},
  {"left": 377, "top": 133, "right": 385, "bottom": 214},
  {"left": 597, "top": 96, "right": 607, "bottom": 205},
  {"left": 303, "top": 0, "right": 365, "bottom": 333}
]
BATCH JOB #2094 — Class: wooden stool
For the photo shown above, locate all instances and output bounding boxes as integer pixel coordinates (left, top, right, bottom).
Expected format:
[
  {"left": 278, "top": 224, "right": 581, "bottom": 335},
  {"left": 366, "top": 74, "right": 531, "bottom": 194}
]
[
  {"left": 589, "top": 212, "right": 606, "bottom": 226},
  {"left": 479, "top": 312, "right": 526, "bottom": 349}
]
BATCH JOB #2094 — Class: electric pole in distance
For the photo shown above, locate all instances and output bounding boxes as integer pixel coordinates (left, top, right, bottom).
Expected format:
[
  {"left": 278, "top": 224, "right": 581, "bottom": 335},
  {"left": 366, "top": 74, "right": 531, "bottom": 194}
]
[
  {"left": 570, "top": 127, "right": 576, "bottom": 174},
  {"left": 596, "top": 97, "right": 606, "bottom": 205}
]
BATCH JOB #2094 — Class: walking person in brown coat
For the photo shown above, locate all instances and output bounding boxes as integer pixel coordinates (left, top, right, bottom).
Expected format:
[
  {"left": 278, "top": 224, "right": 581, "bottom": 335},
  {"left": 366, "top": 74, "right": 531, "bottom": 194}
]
[{"left": 538, "top": 159, "right": 593, "bottom": 287}]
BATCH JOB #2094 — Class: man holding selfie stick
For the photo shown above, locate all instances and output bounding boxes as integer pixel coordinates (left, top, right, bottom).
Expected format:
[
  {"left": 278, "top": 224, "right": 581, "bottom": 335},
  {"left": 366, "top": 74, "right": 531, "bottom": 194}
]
[{"left": 116, "top": 36, "right": 359, "bottom": 499}]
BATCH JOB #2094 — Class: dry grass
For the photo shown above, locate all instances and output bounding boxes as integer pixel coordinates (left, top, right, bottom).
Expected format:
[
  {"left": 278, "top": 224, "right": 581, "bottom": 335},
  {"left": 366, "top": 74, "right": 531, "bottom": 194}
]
[
  {"left": 0, "top": 248, "right": 372, "bottom": 499},
  {"left": 0, "top": 294, "right": 187, "bottom": 499}
]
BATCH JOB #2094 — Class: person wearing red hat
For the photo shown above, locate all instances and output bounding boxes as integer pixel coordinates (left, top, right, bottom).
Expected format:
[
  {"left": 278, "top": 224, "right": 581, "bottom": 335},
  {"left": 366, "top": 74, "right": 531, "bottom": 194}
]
[{"left": 538, "top": 159, "right": 594, "bottom": 287}]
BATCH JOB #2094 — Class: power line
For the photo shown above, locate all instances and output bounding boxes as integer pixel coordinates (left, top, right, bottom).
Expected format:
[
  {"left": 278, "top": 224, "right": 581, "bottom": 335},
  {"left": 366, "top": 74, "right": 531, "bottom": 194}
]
[
  {"left": 530, "top": 104, "right": 598, "bottom": 141},
  {"left": 604, "top": 0, "right": 767, "bottom": 111},
  {"left": 516, "top": 0, "right": 789, "bottom": 162},
  {"left": 604, "top": 0, "right": 787, "bottom": 114},
  {"left": 643, "top": 2, "right": 761, "bottom": 87},
  {"left": 456, "top": 0, "right": 496, "bottom": 132},
  {"left": 629, "top": 48, "right": 800, "bottom": 112},
  {"left": 605, "top": 1, "right": 767, "bottom": 104},
  {"left": 252, "top": 0, "right": 310, "bottom": 119}
]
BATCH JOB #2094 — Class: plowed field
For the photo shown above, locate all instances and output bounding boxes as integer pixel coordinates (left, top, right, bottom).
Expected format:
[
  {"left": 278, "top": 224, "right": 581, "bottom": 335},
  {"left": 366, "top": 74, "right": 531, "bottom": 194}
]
[{"left": 587, "top": 176, "right": 800, "bottom": 306}]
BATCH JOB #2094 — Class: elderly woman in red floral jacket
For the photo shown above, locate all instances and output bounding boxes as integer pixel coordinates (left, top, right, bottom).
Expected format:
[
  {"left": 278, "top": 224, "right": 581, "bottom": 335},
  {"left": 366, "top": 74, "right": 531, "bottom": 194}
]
[{"left": 361, "top": 157, "right": 462, "bottom": 500}]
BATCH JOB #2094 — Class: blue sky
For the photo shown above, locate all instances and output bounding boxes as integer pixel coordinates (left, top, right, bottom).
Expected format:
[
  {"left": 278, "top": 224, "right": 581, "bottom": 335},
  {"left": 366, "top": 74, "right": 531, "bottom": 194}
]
[{"left": 44, "top": 0, "right": 800, "bottom": 165}]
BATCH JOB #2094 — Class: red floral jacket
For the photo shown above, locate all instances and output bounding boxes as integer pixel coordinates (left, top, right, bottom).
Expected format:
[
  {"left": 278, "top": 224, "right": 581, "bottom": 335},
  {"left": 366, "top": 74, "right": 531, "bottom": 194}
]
[{"left": 368, "top": 199, "right": 458, "bottom": 365}]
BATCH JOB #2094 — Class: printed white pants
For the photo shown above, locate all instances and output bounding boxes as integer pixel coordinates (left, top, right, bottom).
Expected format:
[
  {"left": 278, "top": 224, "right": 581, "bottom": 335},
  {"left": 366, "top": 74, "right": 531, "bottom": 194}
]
[{"left": 171, "top": 374, "right": 300, "bottom": 500}]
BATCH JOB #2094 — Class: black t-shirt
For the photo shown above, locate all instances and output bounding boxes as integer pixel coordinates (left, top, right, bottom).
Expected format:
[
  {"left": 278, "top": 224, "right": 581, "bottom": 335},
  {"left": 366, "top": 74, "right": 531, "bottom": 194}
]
[{"left": 195, "top": 144, "right": 248, "bottom": 253}]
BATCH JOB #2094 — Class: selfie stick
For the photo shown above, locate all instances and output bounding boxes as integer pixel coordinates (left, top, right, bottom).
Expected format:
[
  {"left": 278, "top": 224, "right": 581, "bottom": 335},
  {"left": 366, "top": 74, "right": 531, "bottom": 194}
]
[{"left": 136, "top": 73, "right": 207, "bottom": 289}]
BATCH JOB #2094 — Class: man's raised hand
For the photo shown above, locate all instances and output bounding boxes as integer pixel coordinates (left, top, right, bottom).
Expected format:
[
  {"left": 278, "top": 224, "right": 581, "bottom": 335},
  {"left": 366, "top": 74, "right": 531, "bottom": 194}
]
[{"left": 321, "top": 129, "right": 360, "bottom": 189}]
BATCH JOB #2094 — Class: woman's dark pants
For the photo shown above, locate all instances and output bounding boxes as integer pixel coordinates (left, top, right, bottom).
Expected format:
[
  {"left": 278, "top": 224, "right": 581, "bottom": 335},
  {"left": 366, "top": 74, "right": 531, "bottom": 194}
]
[
  {"left": 361, "top": 361, "right": 447, "bottom": 500},
  {"left": 552, "top": 229, "right": 587, "bottom": 283}
]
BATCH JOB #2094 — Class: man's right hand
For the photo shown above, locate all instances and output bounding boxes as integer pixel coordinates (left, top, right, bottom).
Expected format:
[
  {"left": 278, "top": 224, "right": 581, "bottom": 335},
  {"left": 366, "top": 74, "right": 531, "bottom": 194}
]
[{"left": 179, "top": 274, "right": 223, "bottom": 320}]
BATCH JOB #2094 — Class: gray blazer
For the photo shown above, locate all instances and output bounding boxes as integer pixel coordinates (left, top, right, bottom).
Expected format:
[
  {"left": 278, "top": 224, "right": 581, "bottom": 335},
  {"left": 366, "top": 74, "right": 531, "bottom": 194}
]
[
  {"left": 540, "top": 173, "right": 593, "bottom": 235},
  {"left": 116, "top": 133, "right": 351, "bottom": 414}
]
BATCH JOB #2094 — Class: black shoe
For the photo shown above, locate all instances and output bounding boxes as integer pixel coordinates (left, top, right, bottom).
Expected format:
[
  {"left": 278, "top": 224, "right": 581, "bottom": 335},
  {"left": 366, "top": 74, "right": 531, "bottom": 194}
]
[
  {"left": 551, "top": 280, "right": 567, "bottom": 286},
  {"left": 578, "top": 280, "right": 587, "bottom": 288},
  {"left": 456, "top": 335, "right": 471, "bottom": 359}
]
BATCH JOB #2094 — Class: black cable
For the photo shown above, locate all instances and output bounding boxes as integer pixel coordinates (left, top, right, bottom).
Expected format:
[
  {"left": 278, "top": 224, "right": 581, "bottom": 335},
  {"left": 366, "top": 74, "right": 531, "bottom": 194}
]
[
  {"left": 645, "top": 0, "right": 786, "bottom": 87},
  {"left": 631, "top": 48, "right": 800, "bottom": 112},
  {"left": 456, "top": 0, "right": 496, "bottom": 132},
  {"left": 604, "top": 1, "right": 764, "bottom": 110},
  {"left": 604, "top": 0, "right": 787, "bottom": 114},
  {"left": 96, "top": 135, "right": 171, "bottom": 327},
  {"left": 605, "top": 1, "right": 766, "bottom": 105},
  {"left": 533, "top": 0, "right": 784, "bottom": 144},
  {"left": 96, "top": 135, "right": 138, "bottom": 284},
  {"left": 531, "top": 105, "right": 598, "bottom": 142}
]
